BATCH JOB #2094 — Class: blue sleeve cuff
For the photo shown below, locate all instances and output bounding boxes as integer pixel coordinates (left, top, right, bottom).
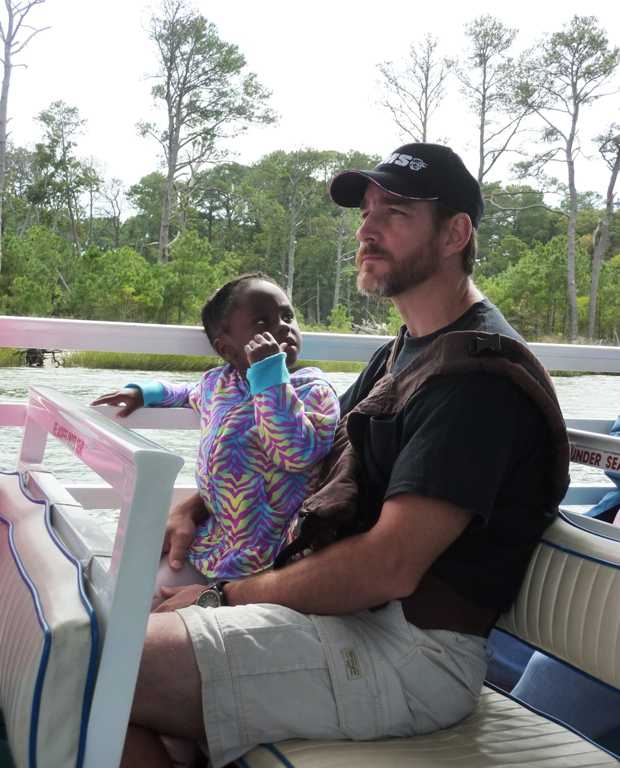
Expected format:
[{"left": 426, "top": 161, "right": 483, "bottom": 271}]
[
  {"left": 125, "top": 381, "right": 165, "bottom": 407},
  {"left": 246, "top": 353, "right": 290, "bottom": 395}
]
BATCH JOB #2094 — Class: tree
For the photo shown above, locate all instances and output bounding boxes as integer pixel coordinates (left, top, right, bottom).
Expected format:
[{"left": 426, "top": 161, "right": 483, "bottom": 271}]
[
  {"left": 514, "top": 16, "right": 620, "bottom": 339},
  {"left": 81, "top": 156, "right": 104, "bottom": 246},
  {"left": 140, "top": 0, "right": 275, "bottom": 264},
  {"left": 587, "top": 127, "right": 620, "bottom": 339},
  {"left": 243, "top": 149, "right": 331, "bottom": 298},
  {"left": 35, "top": 101, "right": 91, "bottom": 255},
  {"left": 455, "top": 15, "right": 527, "bottom": 182},
  {"left": 376, "top": 34, "right": 450, "bottom": 143},
  {"left": 0, "top": 0, "right": 48, "bottom": 273},
  {"left": 124, "top": 172, "right": 168, "bottom": 260}
]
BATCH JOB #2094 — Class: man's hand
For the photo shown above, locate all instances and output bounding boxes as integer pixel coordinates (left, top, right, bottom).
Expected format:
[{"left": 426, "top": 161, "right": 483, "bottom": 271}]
[
  {"left": 153, "top": 584, "right": 206, "bottom": 613},
  {"left": 90, "top": 388, "right": 144, "bottom": 418},
  {"left": 245, "top": 332, "right": 286, "bottom": 366},
  {"left": 162, "top": 491, "right": 209, "bottom": 571}
]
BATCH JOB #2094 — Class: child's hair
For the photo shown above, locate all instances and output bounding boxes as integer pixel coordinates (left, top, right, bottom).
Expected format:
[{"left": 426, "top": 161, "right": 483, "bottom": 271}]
[{"left": 201, "top": 272, "right": 282, "bottom": 347}]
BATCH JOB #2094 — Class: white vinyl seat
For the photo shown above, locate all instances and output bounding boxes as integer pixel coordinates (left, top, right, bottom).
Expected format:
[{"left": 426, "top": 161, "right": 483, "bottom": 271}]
[
  {"left": 238, "top": 513, "right": 620, "bottom": 767},
  {"left": 0, "top": 472, "right": 97, "bottom": 768}
]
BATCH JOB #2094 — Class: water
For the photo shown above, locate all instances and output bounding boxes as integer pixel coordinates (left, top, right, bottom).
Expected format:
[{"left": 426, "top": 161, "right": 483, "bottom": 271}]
[{"left": 1, "top": 366, "right": 618, "bottom": 534}]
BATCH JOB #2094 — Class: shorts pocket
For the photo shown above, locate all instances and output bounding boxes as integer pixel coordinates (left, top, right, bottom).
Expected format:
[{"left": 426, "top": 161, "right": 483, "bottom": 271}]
[{"left": 310, "top": 614, "right": 383, "bottom": 740}]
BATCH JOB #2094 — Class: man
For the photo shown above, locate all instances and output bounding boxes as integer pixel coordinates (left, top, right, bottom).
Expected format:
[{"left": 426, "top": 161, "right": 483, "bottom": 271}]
[{"left": 121, "top": 144, "right": 565, "bottom": 768}]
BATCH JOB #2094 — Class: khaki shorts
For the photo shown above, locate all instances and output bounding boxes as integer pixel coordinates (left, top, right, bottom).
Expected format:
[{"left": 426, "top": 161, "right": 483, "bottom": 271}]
[{"left": 178, "top": 600, "right": 487, "bottom": 768}]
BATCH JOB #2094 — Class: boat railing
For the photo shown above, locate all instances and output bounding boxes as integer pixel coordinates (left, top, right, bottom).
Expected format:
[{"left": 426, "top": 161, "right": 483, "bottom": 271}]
[{"left": 2, "top": 314, "right": 620, "bottom": 370}]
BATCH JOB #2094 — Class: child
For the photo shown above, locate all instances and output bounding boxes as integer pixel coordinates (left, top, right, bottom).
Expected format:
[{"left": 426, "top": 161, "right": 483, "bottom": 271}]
[{"left": 91, "top": 273, "right": 340, "bottom": 590}]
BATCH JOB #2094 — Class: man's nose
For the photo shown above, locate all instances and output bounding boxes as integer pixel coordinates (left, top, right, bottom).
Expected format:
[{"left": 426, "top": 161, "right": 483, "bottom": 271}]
[{"left": 357, "top": 212, "right": 378, "bottom": 242}]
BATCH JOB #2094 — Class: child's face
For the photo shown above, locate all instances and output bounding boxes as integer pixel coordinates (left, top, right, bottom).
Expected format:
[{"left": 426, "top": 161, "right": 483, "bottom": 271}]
[{"left": 215, "top": 281, "right": 302, "bottom": 376}]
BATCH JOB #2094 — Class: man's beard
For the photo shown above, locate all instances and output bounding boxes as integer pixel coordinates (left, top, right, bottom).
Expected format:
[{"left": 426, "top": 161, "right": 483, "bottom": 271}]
[{"left": 355, "top": 240, "right": 441, "bottom": 297}]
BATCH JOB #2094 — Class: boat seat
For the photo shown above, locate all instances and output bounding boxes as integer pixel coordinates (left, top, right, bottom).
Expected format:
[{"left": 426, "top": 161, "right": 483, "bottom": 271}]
[
  {"left": 238, "top": 512, "right": 620, "bottom": 767},
  {"left": 0, "top": 385, "right": 184, "bottom": 768},
  {"left": 0, "top": 472, "right": 97, "bottom": 768}
]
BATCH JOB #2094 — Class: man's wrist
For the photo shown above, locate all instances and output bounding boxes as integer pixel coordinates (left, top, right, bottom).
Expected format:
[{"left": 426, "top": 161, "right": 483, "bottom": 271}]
[{"left": 195, "top": 581, "right": 230, "bottom": 608}]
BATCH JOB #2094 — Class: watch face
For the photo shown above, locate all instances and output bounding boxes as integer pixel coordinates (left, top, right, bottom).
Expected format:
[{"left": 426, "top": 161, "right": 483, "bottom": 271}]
[{"left": 196, "top": 588, "right": 222, "bottom": 609}]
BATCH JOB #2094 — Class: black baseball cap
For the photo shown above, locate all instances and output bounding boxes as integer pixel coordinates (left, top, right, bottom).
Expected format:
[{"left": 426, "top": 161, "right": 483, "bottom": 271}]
[{"left": 329, "top": 143, "right": 484, "bottom": 229}]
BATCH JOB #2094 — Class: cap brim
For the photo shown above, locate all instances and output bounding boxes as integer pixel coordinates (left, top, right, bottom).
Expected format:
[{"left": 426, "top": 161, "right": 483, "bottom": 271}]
[{"left": 329, "top": 170, "right": 438, "bottom": 208}]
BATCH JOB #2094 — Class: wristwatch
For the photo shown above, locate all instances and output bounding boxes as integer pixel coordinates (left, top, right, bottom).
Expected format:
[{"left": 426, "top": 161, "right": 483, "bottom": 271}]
[{"left": 195, "top": 581, "right": 230, "bottom": 608}]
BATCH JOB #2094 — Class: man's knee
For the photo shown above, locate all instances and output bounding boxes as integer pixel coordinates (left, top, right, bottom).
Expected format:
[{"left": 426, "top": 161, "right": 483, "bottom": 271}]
[{"left": 131, "top": 612, "right": 206, "bottom": 740}]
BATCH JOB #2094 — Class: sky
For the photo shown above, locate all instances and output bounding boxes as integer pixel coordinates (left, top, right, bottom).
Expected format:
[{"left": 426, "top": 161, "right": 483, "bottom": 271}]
[{"left": 5, "top": 0, "right": 620, "bottom": 204}]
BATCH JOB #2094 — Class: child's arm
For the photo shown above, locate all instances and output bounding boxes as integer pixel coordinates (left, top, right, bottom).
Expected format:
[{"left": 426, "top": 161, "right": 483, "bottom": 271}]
[
  {"left": 247, "top": 354, "right": 340, "bottom": 472},
  {"left": 91, "top": 378, "right": 206, "bottom": 416}
]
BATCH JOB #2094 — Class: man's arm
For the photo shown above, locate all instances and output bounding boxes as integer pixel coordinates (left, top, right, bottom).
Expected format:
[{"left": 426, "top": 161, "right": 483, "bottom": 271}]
[{"left": 156, "top": 492, "right": 474, "bottom": 613}]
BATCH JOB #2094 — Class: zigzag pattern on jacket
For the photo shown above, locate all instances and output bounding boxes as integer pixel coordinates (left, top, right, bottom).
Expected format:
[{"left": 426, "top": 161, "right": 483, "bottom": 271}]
[{"left": 157, "top": 364, "right": 340, "bottom": 578}]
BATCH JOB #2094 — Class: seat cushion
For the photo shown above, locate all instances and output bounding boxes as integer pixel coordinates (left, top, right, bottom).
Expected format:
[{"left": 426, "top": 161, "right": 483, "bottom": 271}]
[
  {"left": 238, "top": 687, "right": 619, "bottom": 767},
  {"left": 0, "top": 472, "right": 97, "bottom": 768}
]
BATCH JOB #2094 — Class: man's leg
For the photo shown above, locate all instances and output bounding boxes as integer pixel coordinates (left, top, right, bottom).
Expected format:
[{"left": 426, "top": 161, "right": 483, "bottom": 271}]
[{"left": 121, "top": 612, "right": 206, "bottom": 768}]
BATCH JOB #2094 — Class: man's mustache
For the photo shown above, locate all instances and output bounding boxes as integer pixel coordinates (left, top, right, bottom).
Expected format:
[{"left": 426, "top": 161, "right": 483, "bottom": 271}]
[{"left": 357, "top": 243, "right": 393, "bottom": 260}]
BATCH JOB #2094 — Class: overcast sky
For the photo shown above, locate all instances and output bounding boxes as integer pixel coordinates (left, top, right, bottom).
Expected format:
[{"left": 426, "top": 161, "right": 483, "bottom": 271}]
[{"left": 6, "top": 0, "right": 620, "bottom": 202}]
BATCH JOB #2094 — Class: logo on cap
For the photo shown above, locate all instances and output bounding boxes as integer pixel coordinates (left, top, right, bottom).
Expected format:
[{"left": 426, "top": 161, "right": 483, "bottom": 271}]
[{"left": 381, "top": 153, "right": 428, "bottom": 172}]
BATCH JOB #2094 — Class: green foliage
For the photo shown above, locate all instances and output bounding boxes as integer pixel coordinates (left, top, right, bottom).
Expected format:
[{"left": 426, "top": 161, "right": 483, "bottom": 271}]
[
  {"left": 69, "top": 246, "right": 163, "bottom": 322},
  {"left": 159, "top": 232, "right": 239, "bottom": 324},
  {"left": 387, "top": 305, "right": 404, "bottom": 335},
  {"left": 62, "top": 350, "right": 221, "bottom": 371},
  {"left": 476, "top": 235, "right": 530, "bottom": 279},
  {"left": 327, "top": 304, "right": 353, "bottom": 333},
  {"left": 475, "top": 236, "right": 590, "bottom": 338},
  {"left": 0, "top": 227, "right": 72, "bottom": 316},
  {"left": 0, "top": 348, "right": 22, "bottom": 367},
  {"left": 595, "top": 254, "right": 620, "bottom": 342}
]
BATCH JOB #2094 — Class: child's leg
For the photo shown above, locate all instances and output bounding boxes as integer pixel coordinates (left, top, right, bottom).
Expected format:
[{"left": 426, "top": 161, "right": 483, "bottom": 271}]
[{"left": 152, "top": 555, "right": 209, "bottom": 611}]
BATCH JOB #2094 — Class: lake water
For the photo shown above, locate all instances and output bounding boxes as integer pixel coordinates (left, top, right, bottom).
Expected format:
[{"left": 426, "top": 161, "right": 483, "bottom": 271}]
[{"left": 1, "top": 365, "right": 619, "bottom": 535}]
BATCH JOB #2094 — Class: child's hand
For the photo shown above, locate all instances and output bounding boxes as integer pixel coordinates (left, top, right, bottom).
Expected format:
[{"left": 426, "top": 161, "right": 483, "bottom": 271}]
[
  {"left": 90, "top": 388, "right": 144, "bottom": 418},
  {"left": 245, "top": 332, "right": 284, "bottom": 366}
]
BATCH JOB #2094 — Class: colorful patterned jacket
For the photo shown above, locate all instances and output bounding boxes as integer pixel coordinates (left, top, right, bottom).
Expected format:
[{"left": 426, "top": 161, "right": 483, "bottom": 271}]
[{"left": 130, "top": 353, "right": 340, "bottom": 579}]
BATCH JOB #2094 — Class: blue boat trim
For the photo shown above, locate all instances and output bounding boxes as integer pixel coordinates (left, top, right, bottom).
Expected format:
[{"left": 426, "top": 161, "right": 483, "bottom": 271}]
[
  {"left": 36, "top": 477, "right": 99, "bottom": 768},
  {"left": 261, "top": 743, "right": 298, "bottom": 768}
]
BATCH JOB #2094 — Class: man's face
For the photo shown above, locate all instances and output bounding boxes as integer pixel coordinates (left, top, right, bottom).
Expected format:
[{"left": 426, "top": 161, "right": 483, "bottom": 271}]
[{"left": 355, "top": 182, "right": 442, "bottom": 297}]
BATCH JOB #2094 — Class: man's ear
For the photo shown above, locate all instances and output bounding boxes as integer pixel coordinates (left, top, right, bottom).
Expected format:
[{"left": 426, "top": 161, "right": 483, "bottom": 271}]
[
  {"left": 443, "top": 213, "right": 472, "bottom": 257},
  {"left": 213, "top": 336, "right": 235, "bottom": 362}
]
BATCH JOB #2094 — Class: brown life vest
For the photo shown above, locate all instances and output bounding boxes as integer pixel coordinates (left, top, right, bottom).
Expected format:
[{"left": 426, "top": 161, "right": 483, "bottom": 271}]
[{"left": 275, "top": 331, "right": 570, "bottom": 636}]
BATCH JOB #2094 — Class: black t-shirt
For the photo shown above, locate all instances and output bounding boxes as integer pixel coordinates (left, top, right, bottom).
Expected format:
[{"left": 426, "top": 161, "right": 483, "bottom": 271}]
[{"left": 340, "top": 299, "right": 554, "bottom": 613}]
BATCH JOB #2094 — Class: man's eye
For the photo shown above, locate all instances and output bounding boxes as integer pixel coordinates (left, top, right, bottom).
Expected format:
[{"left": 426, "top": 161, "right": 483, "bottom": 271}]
[
  {"left": 256, "top": 318, "right": 267, "bottom": 325},
  {"left": 284, "top": 312, "right": 295, "bottom": 322}
]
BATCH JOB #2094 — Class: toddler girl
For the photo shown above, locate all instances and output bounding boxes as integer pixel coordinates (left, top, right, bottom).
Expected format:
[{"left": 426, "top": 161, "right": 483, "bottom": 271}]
[{"left": 92, "top": 273, "right": 340, "bottom": 594}]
